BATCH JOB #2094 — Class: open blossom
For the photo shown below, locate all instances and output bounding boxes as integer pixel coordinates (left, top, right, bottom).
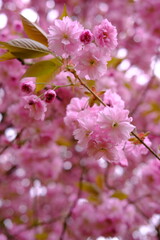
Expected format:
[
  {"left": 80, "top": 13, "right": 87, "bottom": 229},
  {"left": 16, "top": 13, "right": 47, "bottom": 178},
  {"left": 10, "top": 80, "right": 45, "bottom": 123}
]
[
  {"left": 103, "top": 89, "right": 125, "bottom": 108},
  {"left": 48, "top": 16, "right": 84, "bottom": 58},
  {"left": 73, "top": 109, "right": 98, "bottom": 148},
  {"left": 64, "top": 97, "right": 89, "bottom": 128},
  {"left": 97, "top": 106, "right": 135, "bottom": 143},
  {"left": 125, "top": 136, "right": 152, "bottom": 158},
  {"left": 87, "top": 139, "right": 127, "bottom": 166},
  {"left": 73, "top": 43, "right": 110, "bottom": 79},
  {"left": 23, "top": 95, "right": 47, "bottom": 121},
  {"left": 93, "top": 19, "right": 118, "bottom": 51}
]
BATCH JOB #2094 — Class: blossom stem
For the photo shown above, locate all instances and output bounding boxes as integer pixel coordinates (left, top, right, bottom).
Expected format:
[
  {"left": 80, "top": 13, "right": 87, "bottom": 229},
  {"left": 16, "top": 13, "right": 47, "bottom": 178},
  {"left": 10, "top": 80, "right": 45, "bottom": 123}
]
[
  {"left": 37, "top": 84, "right": 73, "bottom": 98},
  {"left": 131, "top": 131, "right": 160, "bottom": 160},
  {"left": 68, "top": 67, "right": 160, "bottom": 161},
  {"left": 53, "top": 84, "right": 73, "bottom": 90},
  {"left": 59, "top": 167, "right": 84, "bottom": 240},
  {"left": 68, "top": 68, "right": 106, "bottom": 106}
]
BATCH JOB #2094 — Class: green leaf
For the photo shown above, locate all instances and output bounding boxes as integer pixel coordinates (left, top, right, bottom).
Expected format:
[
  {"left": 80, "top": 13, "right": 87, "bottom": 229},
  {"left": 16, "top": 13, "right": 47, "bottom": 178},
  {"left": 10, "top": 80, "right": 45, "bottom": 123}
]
[
  {"left": 107, "top": 57, "right": 123, "bottom": 68},
  {"left": 81, "top": 181, "right": 100, "bottom": 196},
  {"left": 22, "top": 58, "right": 62, "bottom": 78},
  {"left": 36, "top": 73, "right": 54, "bottom": 92},
  {"left": 56, "top": 136, "right": 73, "bottom": 147},
  {"left": 0, "top": 51, "right": 15, "bottom": 61},
  {"left": 22, "top": 58, "right": 62, "bottom": 91},
  {"left": 0, "top": 38, "right": 51, "bottom": 59},
  {"left": 36, "top": 232, "right": 48, "bottom": 240},
  {"left": 20, "top": 14, "right": 48, "bottom": 47},
  {"left": 87, "top": 195, "right": 101, "bottom": 204},
  {"left": 111, "top": 191, "right": 128, "bottom": 200},
  {"left": 59, "top": 4, "right": 68, "bottom": 19},
  {"left": 95, "top": 174, "right": 104, "bottom": 190},
  {"left": 86, "top": 80, "right": 95, "bottom": 88}
]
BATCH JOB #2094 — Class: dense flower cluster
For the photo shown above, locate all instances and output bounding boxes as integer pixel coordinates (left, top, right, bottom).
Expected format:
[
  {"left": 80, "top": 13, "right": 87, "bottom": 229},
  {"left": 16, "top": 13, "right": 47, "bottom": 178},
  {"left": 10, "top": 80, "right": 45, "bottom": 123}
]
[
  {"left": 65, "top": 90, "right": 134, "bottom": 166},
  {"left": 0, "top": 0, "right": 160, "bottom": 240}
]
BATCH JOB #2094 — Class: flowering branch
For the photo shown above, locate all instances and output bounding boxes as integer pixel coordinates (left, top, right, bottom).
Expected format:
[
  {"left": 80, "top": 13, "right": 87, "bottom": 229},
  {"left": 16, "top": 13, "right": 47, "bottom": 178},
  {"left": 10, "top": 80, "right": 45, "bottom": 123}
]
[{"left": 68, "top": 67, "right": 160, "bottom": 161}]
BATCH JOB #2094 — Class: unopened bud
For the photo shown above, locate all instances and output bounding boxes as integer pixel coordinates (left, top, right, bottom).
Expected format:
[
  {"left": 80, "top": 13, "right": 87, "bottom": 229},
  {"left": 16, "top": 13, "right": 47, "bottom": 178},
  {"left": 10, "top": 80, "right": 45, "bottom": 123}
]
[
  {"left": 21, "top": 81, "right": 35, "bottom": 94},
  {"left": 44, "top": 89, "right": 56, "bottom": 103},
  {"left": 80, "top": 29, "right": 94, "bottom": 45}
]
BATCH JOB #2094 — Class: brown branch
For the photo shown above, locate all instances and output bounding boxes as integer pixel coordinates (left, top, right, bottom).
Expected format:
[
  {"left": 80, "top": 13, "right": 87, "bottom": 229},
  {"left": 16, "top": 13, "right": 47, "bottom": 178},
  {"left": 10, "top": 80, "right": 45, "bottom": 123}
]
[
  {"left": 59, "top": 168, "right": 84, "bottom": 240},
  {"left": 131, "top": 131, "right": 160, "bottom": 160},
  {"left": 0, "top": 129, "right": 23, "bottom": 155},
  {"left": 130, "top": 76, "right": 155, "bottom": 115},
  {"left": 130, "top": 50, "right": 159, "bottom": 116},
  {"left": 68, "top": 68, "right": 160, "bottom": 161}
]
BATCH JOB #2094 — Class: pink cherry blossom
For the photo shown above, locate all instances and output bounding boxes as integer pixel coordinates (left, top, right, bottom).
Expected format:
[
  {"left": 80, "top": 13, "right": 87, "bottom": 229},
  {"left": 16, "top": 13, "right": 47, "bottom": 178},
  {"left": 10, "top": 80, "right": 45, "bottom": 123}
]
[
  {"left": 73, "top": 109, "right": 97, "bottom": 148},
  {"left": 48, "top": 16, "right": 84, "bottom": 58},
  {"left": 93, "top": 19, "right": 118, "bottom": 51},
  {"left": 1, "top": 2, "right": 160, "bottom": 240},
  {"left": 97, "top": 106, "right": 135, "bottom": 143},
  {"left": 73, "top": 43, "right": 110, "bottom": 79},
  {"left": 103, "top": 89, "right": 125, "bottom": 108},
  {"left": 23, "top": 95, "right": 47, "bottom": 121},
  {"left": 64, "top": 97, "right": 89, "bottom": 128}
]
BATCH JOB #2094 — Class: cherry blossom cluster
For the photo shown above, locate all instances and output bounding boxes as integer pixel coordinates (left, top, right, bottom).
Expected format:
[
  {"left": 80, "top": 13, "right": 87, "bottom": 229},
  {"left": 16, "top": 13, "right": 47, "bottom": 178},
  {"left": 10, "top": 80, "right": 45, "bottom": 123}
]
[
  {"left": 48, "top": 16, "right": 117, "bottom": 79},
  {"left": 65, "top": 90, "right": 134, "bottom": 166},
  {"left": 0, "top": 0, "right": 160, "bottom": 240}
]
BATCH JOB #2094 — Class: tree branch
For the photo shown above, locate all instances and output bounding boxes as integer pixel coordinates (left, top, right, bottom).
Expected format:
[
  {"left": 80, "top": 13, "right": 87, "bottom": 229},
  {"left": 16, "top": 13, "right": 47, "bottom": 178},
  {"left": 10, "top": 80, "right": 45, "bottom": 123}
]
[
  {"left": 68, "top": 67, "right": 160, "bottom": 161},
  {"left": 59, "top": 167, "right": 84, "bottom": 240}
]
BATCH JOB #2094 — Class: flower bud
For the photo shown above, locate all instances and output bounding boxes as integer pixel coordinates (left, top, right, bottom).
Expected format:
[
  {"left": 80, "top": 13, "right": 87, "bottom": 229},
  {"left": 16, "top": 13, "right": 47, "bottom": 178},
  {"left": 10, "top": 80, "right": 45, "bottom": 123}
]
[
  {"left": 44, "top": 89, "right": 56, "bottom": 103},
  {"left": 21, "top": 81, "right": 35, "bottom": 94},
  {"left": 80, "top": 29, "right": 94, "bottom": 45}
]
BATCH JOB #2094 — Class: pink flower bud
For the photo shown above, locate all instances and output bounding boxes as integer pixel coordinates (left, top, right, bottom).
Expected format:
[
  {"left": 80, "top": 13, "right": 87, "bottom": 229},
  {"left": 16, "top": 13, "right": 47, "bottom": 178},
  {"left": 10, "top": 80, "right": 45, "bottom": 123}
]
[
  {"left": 44, "top": 89, "right": 56, "bottom": 103},
  {"left": 80, "top": 29, "right": 94, "bottom": 45},
  {"left": 21, "top": 81, "right": 36, "bottom": 94}
]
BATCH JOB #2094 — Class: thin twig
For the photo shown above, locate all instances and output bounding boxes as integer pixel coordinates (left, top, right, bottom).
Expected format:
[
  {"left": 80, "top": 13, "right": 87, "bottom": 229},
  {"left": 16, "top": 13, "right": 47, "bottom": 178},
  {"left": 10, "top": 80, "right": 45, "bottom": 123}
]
[
  {"left": 68, "top": 68, "right": 160, "bottom": 161},
  {"left": 131, "top": 131, "right": 160, "bottom": 160},
  {"left": 59, "top": 168, "right": 84, "bottom": 240},
  {"left": 130, "top": 50, "right": 159, "bottom": 115},
  {"left": 68, "top": 68, "right": 105, "bottom": 106},
  {"left": 0, "top": 129, "right": 23, "bottom": 155}
]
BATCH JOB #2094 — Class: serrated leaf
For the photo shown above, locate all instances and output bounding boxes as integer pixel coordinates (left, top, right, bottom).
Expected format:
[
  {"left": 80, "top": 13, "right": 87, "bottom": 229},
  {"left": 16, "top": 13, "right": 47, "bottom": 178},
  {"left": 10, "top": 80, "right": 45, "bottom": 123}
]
[
  {"left": 87, "top": 195, "right": 101, "bottom": 204},
  {"left": 22, "top": 58, "right": 62, "bottom": 91},
  {"left": 86, "top": 80, "right": 95, "bottom": 88},
  {"left": 20, "top": 14, "right": 48, "bottom": 46},
  {"left": 107, "top": 57, "right": 123, "bottom": 68},
  {"left": 111, "top": 191, "right": 128, "bottom": 200},
  {"left": 81, "top": 181, "right": 100, "bottom": 196},
  {"left": 36, "top": 74, "right": 53, "bottom": 92},
  {"left": 22, "top": 58, "right": 62, "bottom": 78},
  {"left": 129, "top": 131, "right": 150, "bottom": 145},
  {"left": 0, "top": 51, "right": 15, "bottom": 61},
  {"left": 0, "top": 38, "right": 51, "bottom": 59},
  {"left": 124, "top": 82, "right": 132, "bottom": 90},
  {"left": 59, "top": 4, "right": 68, "bottom": 20},
  {"left": 36, "top": 232, "right": 48, "bottom": 240},
  {"left": 56, "top": 136, "right": 73, "bottom": 147},
  {"left": 95, "top": 174, "right": 104, "bottom": 189}
]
